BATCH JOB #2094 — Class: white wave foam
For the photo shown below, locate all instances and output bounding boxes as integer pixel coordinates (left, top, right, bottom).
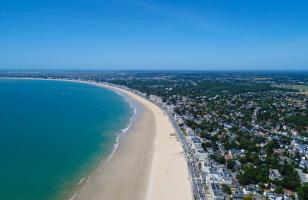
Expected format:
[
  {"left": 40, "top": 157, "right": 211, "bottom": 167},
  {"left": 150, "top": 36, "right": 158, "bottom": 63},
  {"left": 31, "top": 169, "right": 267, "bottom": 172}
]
[
  {"left": 77, "top": 177, "right": 86, "bottom": 186},
  {"left": 105, "top": 98, "right": 137, "bottom": 163}
]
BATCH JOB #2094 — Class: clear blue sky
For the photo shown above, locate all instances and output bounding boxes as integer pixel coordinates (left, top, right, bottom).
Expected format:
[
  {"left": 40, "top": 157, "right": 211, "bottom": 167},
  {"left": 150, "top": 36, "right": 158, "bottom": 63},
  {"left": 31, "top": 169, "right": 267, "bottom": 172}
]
[{"left": 1, "top": 0, "right": 308, "bottom": 70}]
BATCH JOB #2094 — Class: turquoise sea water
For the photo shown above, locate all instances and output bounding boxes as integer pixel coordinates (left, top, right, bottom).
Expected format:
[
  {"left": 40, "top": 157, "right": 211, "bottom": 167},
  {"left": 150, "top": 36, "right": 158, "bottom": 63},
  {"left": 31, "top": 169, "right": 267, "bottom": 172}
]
[{"left": 0, "top": 79, "right": 132, "bottom": 200}]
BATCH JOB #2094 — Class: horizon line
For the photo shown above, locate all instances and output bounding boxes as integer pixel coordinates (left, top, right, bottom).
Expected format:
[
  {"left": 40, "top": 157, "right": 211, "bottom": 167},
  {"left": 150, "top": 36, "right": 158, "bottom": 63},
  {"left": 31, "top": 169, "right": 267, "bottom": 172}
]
[{"left": 1, "top": 68, "right": 308, "bottom": 72}]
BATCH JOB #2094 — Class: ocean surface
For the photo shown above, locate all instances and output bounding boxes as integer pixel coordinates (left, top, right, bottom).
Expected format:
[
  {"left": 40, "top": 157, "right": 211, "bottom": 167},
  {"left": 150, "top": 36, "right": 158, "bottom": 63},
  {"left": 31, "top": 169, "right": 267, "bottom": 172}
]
[{"left": 0, "top": 79, "right": 132, "bottom": 200}]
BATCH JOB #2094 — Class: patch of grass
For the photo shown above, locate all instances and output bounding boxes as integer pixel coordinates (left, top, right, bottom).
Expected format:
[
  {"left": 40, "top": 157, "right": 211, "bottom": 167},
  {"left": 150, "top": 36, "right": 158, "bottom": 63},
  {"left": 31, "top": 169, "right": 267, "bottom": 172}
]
[{"left": 274, "top": 84, "right": 308, "bottom": 95}]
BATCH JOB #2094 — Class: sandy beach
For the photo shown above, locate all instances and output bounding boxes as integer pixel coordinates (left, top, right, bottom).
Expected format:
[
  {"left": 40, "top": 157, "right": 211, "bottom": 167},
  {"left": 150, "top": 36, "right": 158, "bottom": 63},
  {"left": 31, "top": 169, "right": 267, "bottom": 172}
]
[{"left": 73, "top": 81, "right": 192, "bottom": 200}]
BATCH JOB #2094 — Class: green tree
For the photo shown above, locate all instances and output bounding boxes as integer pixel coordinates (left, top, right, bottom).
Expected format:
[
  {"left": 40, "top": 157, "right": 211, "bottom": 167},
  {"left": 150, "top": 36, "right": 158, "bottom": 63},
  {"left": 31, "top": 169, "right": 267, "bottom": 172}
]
[
  {"left": 275, "top": 185, "right": 284, "bottom": 194},
  {"left": 227, "top": 159, "right": 236, "bottom": 170},
  {"left": 211, "top": 154, "right": 226, "bottom": 164},
  {"left": 222, "top": 184, "right": 232, "bottom": 195},
  {"left": 297, "top": 183, "right": 308, "bottom": 200},
  {"left": 243, "top": 195, "right": 253, "bottom": 200}
]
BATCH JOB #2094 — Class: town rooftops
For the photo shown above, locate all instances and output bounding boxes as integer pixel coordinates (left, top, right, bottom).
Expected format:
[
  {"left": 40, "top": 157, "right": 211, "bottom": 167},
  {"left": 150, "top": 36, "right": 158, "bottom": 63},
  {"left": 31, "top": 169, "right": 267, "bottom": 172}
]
[
  {"left": 269, "top": 169, "right": 282, "bottom": 180},
  {"left": 197, "top": 147, "right": 206, "bottom": 154},
  {"left": 210, "top": 183, "right": 225, "bottom": 200},
  {"left": 296, "top": 168, "right": 308, "bottom": 184},
  {"left": 232, "top": 189, "right": 244, "bottom": 199},
  {"left": 191, "top": 136, "right": 202, "bottom": 144}
]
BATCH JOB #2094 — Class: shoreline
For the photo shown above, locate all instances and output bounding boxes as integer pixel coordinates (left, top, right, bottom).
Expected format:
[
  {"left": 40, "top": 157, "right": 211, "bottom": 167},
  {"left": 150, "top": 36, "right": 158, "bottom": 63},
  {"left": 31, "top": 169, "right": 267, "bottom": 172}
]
[
  {"left": 1, "top": 78, "right": 193, "bottom": 200},
  {"left": 74, "top": 80, "right": 193, "bottom": 200},
  {"left": 69, "top": 86, "right": 139, "bottom": 200},
  {"left": 74, "top": 80, "right": 156, "bottom": 200}
]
